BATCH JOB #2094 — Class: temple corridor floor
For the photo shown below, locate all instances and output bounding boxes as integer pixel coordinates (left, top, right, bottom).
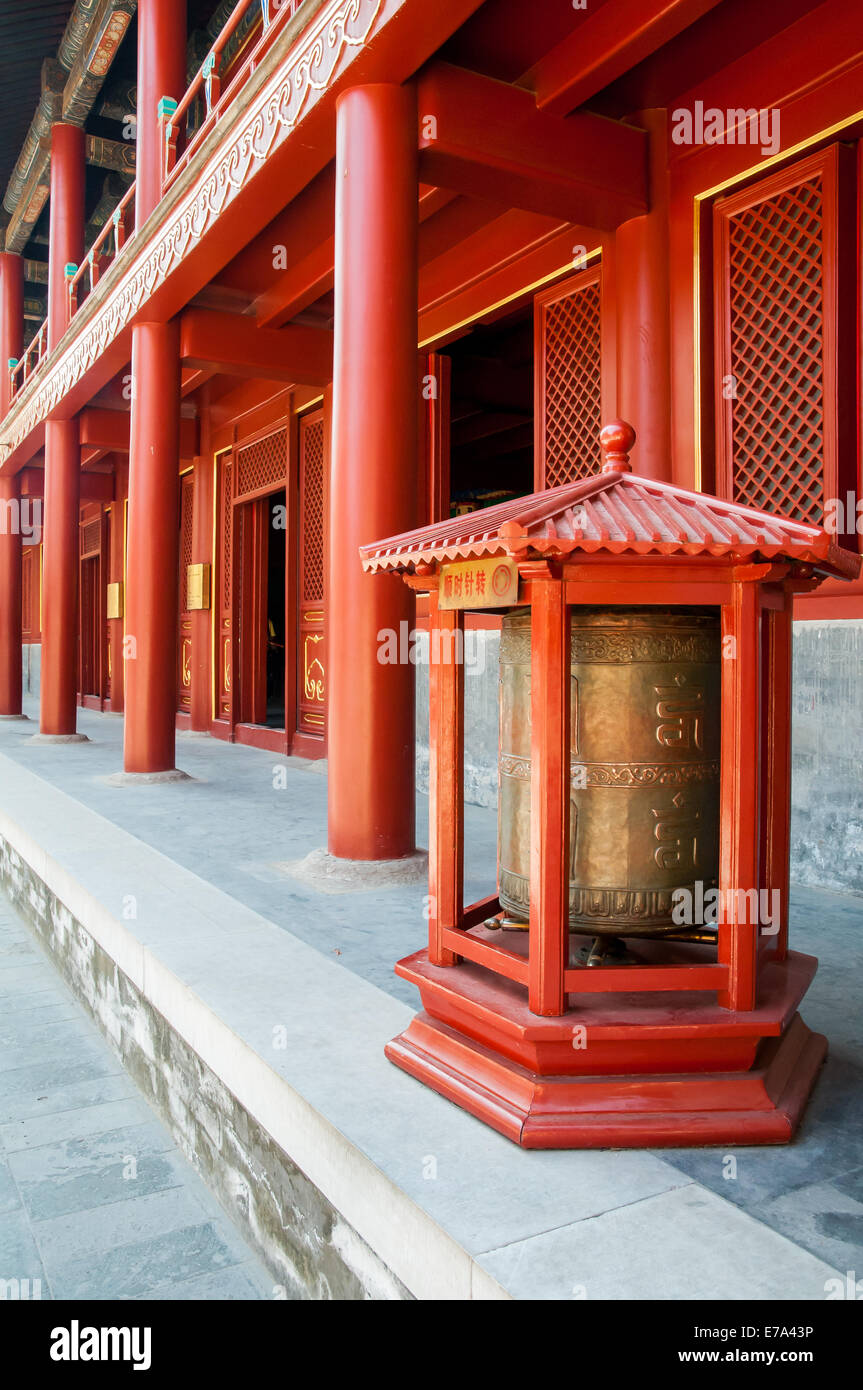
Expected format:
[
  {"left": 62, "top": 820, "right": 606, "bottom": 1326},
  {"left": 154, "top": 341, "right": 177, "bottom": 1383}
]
[{"left": 0, "top": 893, "right": 276, "bottom": 1301}]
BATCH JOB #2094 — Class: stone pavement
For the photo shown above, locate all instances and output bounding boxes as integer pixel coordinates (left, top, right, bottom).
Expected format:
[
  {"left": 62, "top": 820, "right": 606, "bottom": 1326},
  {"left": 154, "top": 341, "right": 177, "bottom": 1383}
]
[{"left": 0, "top": 894, "right": 276, "bottom": 1301}]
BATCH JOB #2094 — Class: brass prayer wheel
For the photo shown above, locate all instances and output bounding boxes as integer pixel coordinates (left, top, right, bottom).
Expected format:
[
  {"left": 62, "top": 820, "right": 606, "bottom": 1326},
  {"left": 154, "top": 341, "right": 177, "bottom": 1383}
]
[{"left": 498, "top": 607, "right": 721, "bottom": 936}]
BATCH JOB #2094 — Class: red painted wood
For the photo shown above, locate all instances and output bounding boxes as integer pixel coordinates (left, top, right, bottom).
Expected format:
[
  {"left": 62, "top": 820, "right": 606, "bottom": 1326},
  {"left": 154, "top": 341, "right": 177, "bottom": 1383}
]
[
  {"left": 713, "top": 145, "right": 857, "bottom": 541},
  {"left": 189, "top": 410, "right": 214, "bottom": 732},
  {"left": 614, "top": 109, "right": 673, "bottom": 481},
  {"left": 528, "top": 573, "right": 570, "bottom": 1016},
  {"left": 441, "top": 928, "right": 527, "bottom": 985},
  {"left": 296, "top": 409, "right": 327, "bottom": 742},
  {"left": 718, "top": 582, "right": 761, "bottom": 1010},
  {"left": 428, "top": 591, "right": 463, "bottom": 967},
  {"left": 0, "top": 475, "right": 22, "bottom": 716},
  {"left": 47, "top": 124, "right": 84, "bottom": 353},
  {"left": 123, "top": 321, "right": 182, "bottom": 773},
  {"left": 328, "top": 84, "right": 419, "bottom": 860},
  {"left": 41, "top": 419, "right": 81, "bottom": 735},
  {"left": 534, "top": 266, "right": 603, "bottom": 490},
  {"left": 762, "top": 599, "right": 793, "bottom": 962},
  {"left": 0, "top": 253, "right": 23, "bottom": 419},
  {"left": 136, "top": 0, "right": 186, "bottom": 225}
]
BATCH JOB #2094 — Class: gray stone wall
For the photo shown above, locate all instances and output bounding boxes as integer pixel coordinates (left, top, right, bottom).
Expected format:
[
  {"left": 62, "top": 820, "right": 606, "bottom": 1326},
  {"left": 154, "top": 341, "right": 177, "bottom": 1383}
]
[
  {"left": 416, "top": 620, "right": 863, "bottom": 899},
  {"left": 0, "top": 836, "right": 411, "bottom": 1301},
  {"left": 791, "top": 619, "right": 863, "bottom": 896}
]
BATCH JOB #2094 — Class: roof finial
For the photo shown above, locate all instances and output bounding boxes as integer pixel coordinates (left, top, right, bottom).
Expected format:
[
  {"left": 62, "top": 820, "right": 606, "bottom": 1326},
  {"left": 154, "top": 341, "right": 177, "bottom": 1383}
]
[{"left": 599, "top": 420, "right": 636, "bottom": 473}]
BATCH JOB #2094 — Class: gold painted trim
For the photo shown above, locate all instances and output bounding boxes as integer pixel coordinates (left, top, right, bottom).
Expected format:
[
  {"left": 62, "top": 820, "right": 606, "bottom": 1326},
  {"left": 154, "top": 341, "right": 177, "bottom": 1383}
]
[
  {"left": 691, "top": 108, "right": 863, "bottom": 495},
  {"left": 418, "top": 249, "right": 602, "bottom": 350}
]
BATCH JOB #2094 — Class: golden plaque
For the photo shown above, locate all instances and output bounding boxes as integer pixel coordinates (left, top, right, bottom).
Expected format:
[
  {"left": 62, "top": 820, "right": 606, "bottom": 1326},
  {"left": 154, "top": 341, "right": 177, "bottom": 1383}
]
[
  {"left": 106, "top": 581, "right": 124, "bottom": 619},
  {"left": 186, "top": 562, "right": 211, "bottom": 611},
  {"left": 439, "top": 556, "right": 518, "bottom": 610}
]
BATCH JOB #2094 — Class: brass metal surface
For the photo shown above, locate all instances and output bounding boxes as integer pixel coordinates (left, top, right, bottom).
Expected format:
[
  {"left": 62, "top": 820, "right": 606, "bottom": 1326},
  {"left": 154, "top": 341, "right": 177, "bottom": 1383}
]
[{"left": 498, "top": 606, "right": 721, "bottom": 937}]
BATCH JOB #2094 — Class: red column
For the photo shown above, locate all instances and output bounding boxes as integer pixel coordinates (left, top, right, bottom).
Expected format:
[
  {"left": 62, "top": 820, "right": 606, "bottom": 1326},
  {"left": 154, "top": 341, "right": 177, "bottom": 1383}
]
[
  {"left": 614, "top": 110, "right": 672, "bottom": 481},
  {"left": 123, "top": 320, "right": 181, "bottom": 773},
  {"left": 136, "top": 0, "right": 186, "bottom": 225},
  {"left": 0, "top": 476, "right": 23, "bottom": 717},
  {"left": 328, "top": 85, "right": 419, "bottom": 860},
  {"left": 41, "top": 419, "right": 81, "bottom": 736},
  {"left": 0, "top": 254, "right": 24, "bottom": 717},
  {"left": 0, "top": 252, "right": 23, "bottom": 417},
  {"left": 47, "top": 124, "right": 85, "bottom": 353}
]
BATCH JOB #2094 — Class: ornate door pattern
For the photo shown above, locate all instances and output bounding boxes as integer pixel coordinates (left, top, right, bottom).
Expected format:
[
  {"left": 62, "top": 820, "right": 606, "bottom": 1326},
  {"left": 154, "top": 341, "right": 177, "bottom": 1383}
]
[
  {"left": 297, "top": 410, "right": 327, "bottom": 740},
  {"left": 215, "top": 451, "right": 233, "bottom": 722},
  {"left": 177, "top": 472, "right": 194, "bottom": 713},
  {"left": 535, "top": 266, "right": 603, "bottom": 489}
]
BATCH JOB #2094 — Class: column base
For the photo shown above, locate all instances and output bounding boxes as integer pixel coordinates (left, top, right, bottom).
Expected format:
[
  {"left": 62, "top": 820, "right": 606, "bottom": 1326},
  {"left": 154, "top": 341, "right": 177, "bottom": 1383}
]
[
  {"left": 28, "top": 732, "right": 89, "bottom": 744},
  {"left": 0, "top": 713, "right": 29, "bottom": 721},
  {"left": 105, "top": 769, "right": 192, "bottom": 786},
  {"left": 386, "top": 948, "right": 826, "bottom": 1149}
]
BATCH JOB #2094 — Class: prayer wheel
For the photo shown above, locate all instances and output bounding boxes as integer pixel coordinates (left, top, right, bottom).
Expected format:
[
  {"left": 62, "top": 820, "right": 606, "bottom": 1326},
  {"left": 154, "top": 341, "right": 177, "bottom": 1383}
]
[{"left": 498, "top": 606, "right": 721, "bottom": 936}]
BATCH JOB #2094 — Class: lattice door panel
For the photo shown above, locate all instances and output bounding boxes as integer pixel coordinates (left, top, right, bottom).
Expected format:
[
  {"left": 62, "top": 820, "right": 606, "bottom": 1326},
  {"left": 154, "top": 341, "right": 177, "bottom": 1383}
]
[
  {"left": 535, "top": 267, "right": 603, "bottom": 489},
  {"left": 177, "top": 472, "right": 194, "bottom": 713},
  {"left": 297, "top": 410, "right": 327, "bottom": 740},
  {"left": 235, "top": 427, "right": 287, "bottom": 501},
  {"left": 714, "top": 146, "right": 855, "bottom": 532},
  {"left": 215, "top": 453, "right": 233, "bottom": 722}
]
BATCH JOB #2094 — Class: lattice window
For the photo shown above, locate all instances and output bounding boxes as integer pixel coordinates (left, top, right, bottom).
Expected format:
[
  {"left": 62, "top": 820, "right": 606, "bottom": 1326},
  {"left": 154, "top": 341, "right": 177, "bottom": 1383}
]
[
  {"left": 300, "top": 415, "right": 324, "bottom": 603},
  {"left": 235, "top": 427, "right": 287, "bottom": 500},
  {"left": 714, "top": 147, "right": 854, "bottom": 528},
  {"left": 80, "top": 515, "right": 101, "bottom": 556},
  {"left": 221, "top": 457, "right": 233, "bottom": 610},
  {"left": 536, "top": 267, "right": 602, "bottom": 489},
  {"left": 179, "top": 473, "right": 194, "bottom": 612},
  {"left": 21, "top": 550, "right": 32, "bottom": 637}
]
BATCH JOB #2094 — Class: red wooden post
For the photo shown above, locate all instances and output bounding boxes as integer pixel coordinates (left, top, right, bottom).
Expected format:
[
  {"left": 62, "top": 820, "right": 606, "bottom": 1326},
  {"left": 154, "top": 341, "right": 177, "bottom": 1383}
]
[
  {"left": 614, "top": 110, "right": 672, "bottom": 481},
  {"left": 762, "top": 596, "right": 793, "bottom": 962},
  {"left": 528, "top": 572, "right": 570, "bottom": 1016},
  {"left": 106, "top": 462, "right": 128, "bottom": 715},
  {"left": 0, "top": 475, "right": 23, "bottom": 718},
  {"left": 189, "top": 396, "right": 214, "bottom": 733},
  {"left": 123, "top": 320, "right": 182, "bottom": 773},
  {"left": 41, "top": 419, "right": 81, "bottom": 735},
  {"left": 47, "top": 124, "right": 84, "bottom": 352},
  {"left": 328, "top": 83, "right": 419, "bottom": 859},
  {"left": 0, "top": 253, "right": 23, "bottom": 418},
  {"left": 718, "top": 580, "right": 761, "bottom": 1010},
  {"left": 428, "top": 587, "right": 463, "bottom": 966},
  {"left": 0, "top": 253, "right": 24, "bottom": 717},
  {"left": 136, "top": 0, "right": 186, "bottom": 224}
]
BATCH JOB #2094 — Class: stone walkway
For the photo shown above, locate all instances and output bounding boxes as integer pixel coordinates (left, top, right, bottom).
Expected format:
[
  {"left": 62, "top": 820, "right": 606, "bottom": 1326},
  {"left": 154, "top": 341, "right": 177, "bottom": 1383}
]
[{"left": 0, "top": 894, "right": 275, "bottom": 1301}]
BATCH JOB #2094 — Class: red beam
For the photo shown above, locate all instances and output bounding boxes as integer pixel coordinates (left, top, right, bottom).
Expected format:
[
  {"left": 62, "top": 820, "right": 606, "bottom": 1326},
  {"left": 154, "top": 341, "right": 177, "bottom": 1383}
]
[
  {"left": 79, "top": 406, "right": 198, "bottom": 459},
  {"left": 416, "top": 63, "right": 647, "bottom": 229},
  {"left": 179, "top": 308, "right": 333, "bottom": 386},
  {"left": 531, "top": 0, "right": 724, "bottom": 116}
]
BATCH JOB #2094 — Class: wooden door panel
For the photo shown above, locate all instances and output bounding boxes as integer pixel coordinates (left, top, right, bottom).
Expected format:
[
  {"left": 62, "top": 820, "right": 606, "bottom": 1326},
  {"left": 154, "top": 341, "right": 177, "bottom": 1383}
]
[{"left": 297, "top": 410, "right": 326, "bottom": 740}]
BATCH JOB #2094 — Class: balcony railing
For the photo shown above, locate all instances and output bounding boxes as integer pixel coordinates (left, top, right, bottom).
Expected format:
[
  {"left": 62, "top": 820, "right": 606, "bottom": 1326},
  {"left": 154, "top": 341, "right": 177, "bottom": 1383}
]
[
  {"left": 6, "top": 0, "right": 312, "bottom": 406},
  {"left": 162, "top": 0, "right": 305, "bottom": 190},
  {"left": 67, "top": 181, "right": 137, "bottom": 319},
  {"left": 9, "top": 320, "right": 48, "bottom": 400}
]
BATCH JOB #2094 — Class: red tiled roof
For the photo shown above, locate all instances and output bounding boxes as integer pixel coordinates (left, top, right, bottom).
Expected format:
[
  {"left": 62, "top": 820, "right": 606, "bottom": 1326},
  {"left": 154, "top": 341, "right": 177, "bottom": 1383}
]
[{"left": 360, "top": 467, "right": 860, "bottom": 582}]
